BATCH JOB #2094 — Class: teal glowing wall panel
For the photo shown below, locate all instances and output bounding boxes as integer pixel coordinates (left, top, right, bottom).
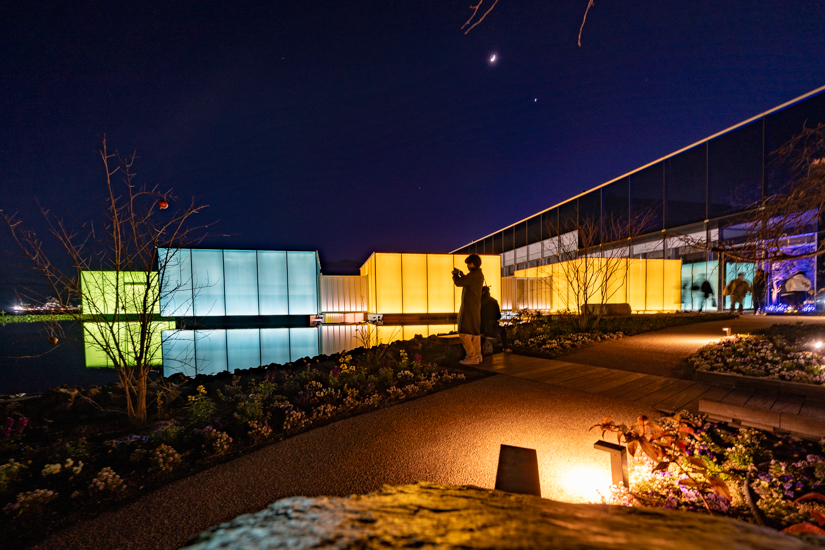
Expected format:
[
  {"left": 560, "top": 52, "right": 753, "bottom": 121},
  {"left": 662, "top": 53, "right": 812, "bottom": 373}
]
[
  {"left": 161, "top": 330, "right": 196, "bottom": 377},
  {"left": 159, "top": 249, "right": 193, "bottom": 317},
  {"left": 260, "top": 328, "right": 290, "bottom": 365},
  {"left": 287, "top": 251, "right": 319, "bottom": 314},
  {"left": 725, "top": 262, "right": 755, "bottom": 310},
  {"left": 192, "top": 250, "right": 226, "bottom": 317},
  {"left": 227, "top": 328, "right": 261, "bottom": 371},
  {"left": 224, "top": 250, "right": 259, "bottom": 315},
  {"left": 289, "top": 327, "right": 319, "bottom": 360},
  {"left": 680, "top": 261, "right": 721, "bottom": 311},
  {"left": 195, "top": 330, "right": 228, "bottom": 376},
  {"left": 257, "top": 251, "right": 289, "bottom": 315}
]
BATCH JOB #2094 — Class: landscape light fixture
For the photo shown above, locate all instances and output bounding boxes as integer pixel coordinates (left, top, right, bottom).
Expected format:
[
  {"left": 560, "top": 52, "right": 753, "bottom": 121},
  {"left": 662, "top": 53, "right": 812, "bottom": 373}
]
[
  {"left": 723, "top": 327, "right": 731, "bottom": 337},
  {"left": 593, "top": 440, "right": 629, "bottom": 488},
  {"left": 815, "top": 341, "right": 822, "bottom": 350},
  {"left": 495, "top": 444, "right": 541, "bottom": 497}
]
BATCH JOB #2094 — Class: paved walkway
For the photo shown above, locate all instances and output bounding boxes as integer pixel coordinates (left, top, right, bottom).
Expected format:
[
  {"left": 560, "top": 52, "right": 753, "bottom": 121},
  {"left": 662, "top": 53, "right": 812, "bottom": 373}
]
[{"left": 35, "top": 375, "right": 656, "bottom": 550}]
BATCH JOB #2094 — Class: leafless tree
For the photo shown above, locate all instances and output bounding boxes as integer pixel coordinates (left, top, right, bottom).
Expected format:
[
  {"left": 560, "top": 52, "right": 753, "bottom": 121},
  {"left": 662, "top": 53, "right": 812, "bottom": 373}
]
[
  {"left": 462, "top": 1, "right": 597, "bottom": 47},
  {"left": 541, "top": 211, "right": 654, "bottom": 330},
  {"left": 2, "top": 138, "right": 210, "bottom": 424}
]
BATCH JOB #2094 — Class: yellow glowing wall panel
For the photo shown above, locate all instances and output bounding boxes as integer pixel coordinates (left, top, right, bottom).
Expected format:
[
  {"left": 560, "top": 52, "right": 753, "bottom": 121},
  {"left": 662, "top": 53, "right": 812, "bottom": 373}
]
[
  {"left": 484, "top": 256, "right": 501, "bottom": 307},
  {"left": 626, "top": 260, "right": 647, "bottom": 311},
  {"left": 375, "top": 253, "right": 403, "bottom": 313},
  {"left": 663, "top": 260, "right": 682, "bottom": 311},
  {"left": 605, "top": 259, "right": 628, "bottom": 305},
  {"left": 401, "top": 254, "right": 428, "bottom": 313},
  {"left": 453, "top": 255, "right": 465, "bottom": 312},
  {"left": 402, "top": 325, "right": 429, "bottom": 340},
  {"left": 376, "top": 325, "right": 404, "bottom": 346},
  {"left": 427, "top": 255, "right": 455, "bottom": 313},
  {"left": 645, "top": 260, "right": 665, "bottom": 311},
  {"left": 427, "top": 324, "right": 456, "bottom": 337}
]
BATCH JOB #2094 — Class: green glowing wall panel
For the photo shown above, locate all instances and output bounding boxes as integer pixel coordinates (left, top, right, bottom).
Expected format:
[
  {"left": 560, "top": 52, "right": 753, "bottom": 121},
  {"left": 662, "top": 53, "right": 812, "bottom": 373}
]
[
  {"left": 81, "top": 271, "right": 159, "bottom": 315},
  {"left": 83, "top": 321, "right": 172, "bottom": 368},
  {"left": 162, "top": 327, "right": 319, "bottom": 377},
  {"left": 158, "top": 248, "right": 318, "bottom": 316},
  {"left": 257, "top": 251, "right": 289, "bottom": 314}
]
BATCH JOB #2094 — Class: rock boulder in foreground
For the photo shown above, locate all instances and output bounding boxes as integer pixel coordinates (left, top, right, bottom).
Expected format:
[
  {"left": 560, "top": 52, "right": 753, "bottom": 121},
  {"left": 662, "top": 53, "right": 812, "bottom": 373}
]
[{"left": 183, "top": 482, "right": 823, "bottom": 549}]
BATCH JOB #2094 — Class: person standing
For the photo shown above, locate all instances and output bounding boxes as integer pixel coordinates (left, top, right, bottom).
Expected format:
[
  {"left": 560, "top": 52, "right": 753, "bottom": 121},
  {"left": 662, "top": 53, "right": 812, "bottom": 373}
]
[
  {"left": 723, "top": 273, "right": 751, "bottom": 314},
  {"left": 698, "top": 279, "right": 714, "bottom": 312},
  {"left": 480, "top": 285, "right": 511, "bottom": 353},
  {"left": 785, "top": 271, "right": 813, "bottom": 309},
  {"left": 452, "top": 254, "right": 484, "bottom": 365},
  {"left": 752, "top": 269, "right": 767, "bottom": 315}
]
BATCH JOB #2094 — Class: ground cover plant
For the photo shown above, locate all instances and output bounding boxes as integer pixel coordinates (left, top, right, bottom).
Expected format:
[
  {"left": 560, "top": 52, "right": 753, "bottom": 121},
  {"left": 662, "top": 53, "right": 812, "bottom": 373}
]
[
  {"left": 0, "top": 333, "right": 484, "bottom": 547},
  {"left": 509, "top": 312, "right": 735, "bottom": 359},
  {"left": 594, "top": 413, "right": 825, "bottom": 536},
  {"left": 689, "top": 323, "right": 825, "bottom": 385}
]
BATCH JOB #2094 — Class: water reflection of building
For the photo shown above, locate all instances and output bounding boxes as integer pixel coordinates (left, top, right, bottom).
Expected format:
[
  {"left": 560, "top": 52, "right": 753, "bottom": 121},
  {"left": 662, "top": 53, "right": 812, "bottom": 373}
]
[{"left": 452, "top": 85, "right": 825, "bottom": 315}]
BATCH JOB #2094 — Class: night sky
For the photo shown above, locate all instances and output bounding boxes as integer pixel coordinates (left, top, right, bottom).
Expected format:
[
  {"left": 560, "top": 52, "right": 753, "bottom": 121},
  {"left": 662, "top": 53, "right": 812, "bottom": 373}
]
[{"left": 2, "top": 1, "right": 825, "bottom": 302}]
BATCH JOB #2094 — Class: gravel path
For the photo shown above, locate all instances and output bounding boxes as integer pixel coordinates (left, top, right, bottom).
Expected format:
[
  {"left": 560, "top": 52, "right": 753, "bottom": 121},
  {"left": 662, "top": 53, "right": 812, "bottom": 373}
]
[
  {"left": 34, "top": 375, "right": 655, "bottom": 550},
  {"left": 558, "top": 314, "right": 825, "bottom": 378}
]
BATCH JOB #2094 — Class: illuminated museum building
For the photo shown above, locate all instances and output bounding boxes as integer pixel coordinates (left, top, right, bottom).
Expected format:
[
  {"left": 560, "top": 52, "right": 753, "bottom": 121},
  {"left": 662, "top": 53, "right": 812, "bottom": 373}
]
[
  {"left": 82, "top": 86, "right": 824, "bottom": 376},
  {"left": 452, "top": 85, "right": 825, "bottom": 315}
]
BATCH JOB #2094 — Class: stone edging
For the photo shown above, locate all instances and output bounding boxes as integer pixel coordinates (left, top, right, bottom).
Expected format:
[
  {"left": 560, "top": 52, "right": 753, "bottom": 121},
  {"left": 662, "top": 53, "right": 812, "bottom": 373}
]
[
  {"left": 696, "top": 370, "right": 825, "bottom": 400},
  {"left": 699, "top": 398, "right": 825, "bottom": 439}
]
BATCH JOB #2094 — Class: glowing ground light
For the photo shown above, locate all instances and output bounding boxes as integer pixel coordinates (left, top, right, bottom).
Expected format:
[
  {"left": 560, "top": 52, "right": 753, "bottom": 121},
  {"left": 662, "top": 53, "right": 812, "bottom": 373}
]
[
  {"left": 816, "top": 342, "right": 823, "bottom": 349},
  {"left": 723, "top": 327, "right": 731, "bottom": 337},
  {"left": 556, "top": 466, "right": 612, "bottom": 503}
]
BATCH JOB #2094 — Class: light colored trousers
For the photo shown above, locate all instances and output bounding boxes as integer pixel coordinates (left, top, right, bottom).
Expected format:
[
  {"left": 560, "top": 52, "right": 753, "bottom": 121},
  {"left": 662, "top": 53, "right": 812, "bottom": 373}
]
[{"left": 459, "top": 334, "right": 482, "bottom": 362}]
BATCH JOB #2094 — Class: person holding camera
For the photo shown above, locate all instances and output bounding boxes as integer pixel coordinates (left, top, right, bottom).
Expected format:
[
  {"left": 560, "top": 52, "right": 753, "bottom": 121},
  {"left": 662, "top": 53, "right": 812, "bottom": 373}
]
[{"left": 452, "top": 254, "right": 485, "bottom": 365}]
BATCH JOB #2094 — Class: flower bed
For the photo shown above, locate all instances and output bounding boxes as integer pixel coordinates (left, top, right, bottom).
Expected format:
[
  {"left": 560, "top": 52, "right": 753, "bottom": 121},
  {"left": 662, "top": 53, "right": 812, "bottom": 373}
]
[
  {"left": 689, "top": 334, "right": 825, "bottom": 385},
  {"left": 513, "top": 331, "right": 624, "bottom": 356},
  {"left": 0, "top": 335, "right": 482, "bottom": 547},
  {"left": 596, "top": 413, "right": 825, "bottom": 534}
]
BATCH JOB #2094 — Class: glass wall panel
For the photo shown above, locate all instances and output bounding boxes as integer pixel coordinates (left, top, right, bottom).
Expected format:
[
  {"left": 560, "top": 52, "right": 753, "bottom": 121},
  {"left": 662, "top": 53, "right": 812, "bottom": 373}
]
[
  {"left": 227, "top": 329, "right": 261, "bottom": 371},
  {"left": 492, "top": 232, "right": 503, "bottom": 255},
  {"left": 483, "top": 236, "right": 493, "bottom": 255},
  {"left": 194, "top": 329, "right": 228, "bottom": 376},
  {"left": 375, "top": 253, "right": 402, "bottom": 313},
  {"left": 427, "top": 255, "right": 455, "bottom": 313},
  {"left": 663, "top": 260, "right": 682, "bottom": 311},
  {"left": 257, "top": 251, "right": 289, "bottom": 315},
  {"left": 289, "top": 327, "right": 319, "bottom": 360},
  {"left": 401, "top": 254, "right": 428, "bottom": 313},
  {"left": 162, "top": 330, "right": 196, "bottom": 377},
  {"left": 453, "top": 255, "right": 466, "bottom": 312},
  {"left": 84, "top": 323, "right": 110, "bottom": 368},
  {"left": 159, "top": 248, "right": 193, "bottom": 317},
  {"left": 708, "top": 121, "right": 763, "bottom": 217},
  {"left": 630, "top": 163, "right": 664, "bottom": 231},
  {"left": 260, "top": 328, "right": 290, "bottom": 365},
  {"left": 603, "top": 178, "right": 630, "bottom": 229},
  {"left": 514, "top": 222, "right": 527, "bottom": 249},
  {"left": 503, "top": 227, "right": 514, "bottom": 252},
  {"left": 559, "top": 200, "right": 577, "bottom": 234},
  {"left": 223, "top": 250, "right": 259, "bottom": 316},
  {"left": 402, "top": 325, "right": 429, "bottom": 340},
  {"left": 578, "top": 191, "right": 602, "bottom": 246},
  {"left": 665, "top": 145, "right": 707, "bottom": 227},
  {"left": 765, "top": 90, "right": 825, "bottom": 195},
  {"left": 81, "top": 271, "right": 159, "bottom": 316},
  {"left": 287, "top": 251, "right": 319, "bottom": 314},
  {"left": 527, "top": 215, "right": 542, "bottom": 246},
  {"left": 192, "top": 250, "right": 226, "bottom": 317},
  {"left": 725, "top": 262, "right": 755, "bottom": 310},
  {"left": 543, "top": 208, "right": 558, "bottom": 240}
]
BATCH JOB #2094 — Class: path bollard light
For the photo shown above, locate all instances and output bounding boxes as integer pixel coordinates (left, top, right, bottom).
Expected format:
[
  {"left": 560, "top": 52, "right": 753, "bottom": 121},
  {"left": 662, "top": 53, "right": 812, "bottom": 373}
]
[
  {"left": 593, "top": 440, "right": 629, "bottom": 488},
  {"left": 815, "top": 341, "right": 822, "bottom": 350},
  {"left": 495, "top": 444, "right": 541, "bottom": 497},
  {"left": 723, "top": 327, "right": 731, "bottom": 337}
]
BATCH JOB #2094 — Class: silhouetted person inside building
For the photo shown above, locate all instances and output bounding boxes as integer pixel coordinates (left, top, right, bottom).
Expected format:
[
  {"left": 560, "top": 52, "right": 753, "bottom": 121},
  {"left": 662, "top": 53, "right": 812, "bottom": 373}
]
[
  {"left": 723, "top": 273, "right": 751, "bottom": 314},
  {"left": 752, "top": 268, "right": 767, "bottom": 315}
]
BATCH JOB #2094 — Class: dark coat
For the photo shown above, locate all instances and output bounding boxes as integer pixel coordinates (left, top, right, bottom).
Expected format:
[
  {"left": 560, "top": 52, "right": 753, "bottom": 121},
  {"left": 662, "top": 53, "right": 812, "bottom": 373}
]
[
  {"left": 453, "top": 267, "right": 484, "bottom": 335},
  {"left": 480, "top": 294, "right": 502, "bottom": 338}
]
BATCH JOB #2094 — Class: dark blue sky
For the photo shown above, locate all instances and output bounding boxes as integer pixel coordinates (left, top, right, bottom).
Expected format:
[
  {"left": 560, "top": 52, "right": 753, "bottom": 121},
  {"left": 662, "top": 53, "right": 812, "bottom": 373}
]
[{"left": 2, "top": 1, "right": 825, "bottom": 293}]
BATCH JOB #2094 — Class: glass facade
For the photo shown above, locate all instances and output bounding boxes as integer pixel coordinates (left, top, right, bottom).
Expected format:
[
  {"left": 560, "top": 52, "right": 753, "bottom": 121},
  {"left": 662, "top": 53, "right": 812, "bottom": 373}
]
[
  {"left": 84, "top": 321, "right": 174, "bottom": 368},
  {"left": 159, "top": 248, "right": 320, "bottom": 317},
  {"left": 81, "top": 271, "right": 159, "bottom": 315},
  {"left": 162, "top": 327, "right": 320, "bottom": 377},
  {"left": 452, "top": 87, "right": 825, "bottom": 313}
]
